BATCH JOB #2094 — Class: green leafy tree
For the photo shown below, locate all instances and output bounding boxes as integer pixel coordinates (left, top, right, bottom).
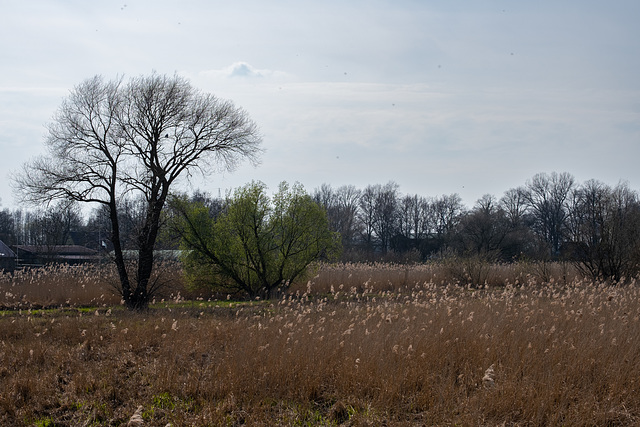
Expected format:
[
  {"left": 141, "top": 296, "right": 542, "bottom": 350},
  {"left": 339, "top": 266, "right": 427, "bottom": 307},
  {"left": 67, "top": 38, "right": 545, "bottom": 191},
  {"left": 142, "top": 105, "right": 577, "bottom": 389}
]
[{"left": 173, "top": 182, "right": 341, "bottom": 298}]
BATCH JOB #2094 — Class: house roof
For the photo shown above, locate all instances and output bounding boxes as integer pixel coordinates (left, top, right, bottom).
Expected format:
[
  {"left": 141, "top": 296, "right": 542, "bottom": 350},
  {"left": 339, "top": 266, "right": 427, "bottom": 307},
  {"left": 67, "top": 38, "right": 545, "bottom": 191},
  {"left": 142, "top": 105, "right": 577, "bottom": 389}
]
[
  {"left": 0, "top": 240, "right": 15, "bottom": 258},
  {"left": 14, "top": 245, "right": 98, "bottom": 256}
]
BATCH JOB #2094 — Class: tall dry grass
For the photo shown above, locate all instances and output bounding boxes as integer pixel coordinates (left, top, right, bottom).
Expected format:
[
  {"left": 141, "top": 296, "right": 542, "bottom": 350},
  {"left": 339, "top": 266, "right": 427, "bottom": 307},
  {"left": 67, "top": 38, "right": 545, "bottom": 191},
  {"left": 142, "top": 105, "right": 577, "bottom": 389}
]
[
  {"left": 0, "top": 263, "right": 121, "bottom": 308},
  {"left": 0, "top": 263, "right": 638, "bottom": 425},
  {"left": 0, "top": 261, "right": 204, "bottom": 309},
  {"left": 0, "top": 260, "right": 578, "bottom": 309},
  {"left": 298, "top": 260, "right": 580, "bottom": 294}
]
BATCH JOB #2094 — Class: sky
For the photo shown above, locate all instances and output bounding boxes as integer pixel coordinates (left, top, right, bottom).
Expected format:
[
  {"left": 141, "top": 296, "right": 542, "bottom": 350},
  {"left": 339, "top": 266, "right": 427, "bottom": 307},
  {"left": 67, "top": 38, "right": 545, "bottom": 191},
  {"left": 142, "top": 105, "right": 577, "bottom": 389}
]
[{"left": 1, "top": 0, "right": 639, "bottom": 210}]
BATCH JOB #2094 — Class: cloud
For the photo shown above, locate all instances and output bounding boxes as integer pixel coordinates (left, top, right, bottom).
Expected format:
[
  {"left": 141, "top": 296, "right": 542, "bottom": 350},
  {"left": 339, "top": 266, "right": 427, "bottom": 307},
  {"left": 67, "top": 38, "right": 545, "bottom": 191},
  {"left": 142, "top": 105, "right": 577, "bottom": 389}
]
[
  {"left": 229, "top": 62, "right": 262, "bottom": 78},
  {"left": 200, "top": 62, "right": 290, "bottom": 80}
]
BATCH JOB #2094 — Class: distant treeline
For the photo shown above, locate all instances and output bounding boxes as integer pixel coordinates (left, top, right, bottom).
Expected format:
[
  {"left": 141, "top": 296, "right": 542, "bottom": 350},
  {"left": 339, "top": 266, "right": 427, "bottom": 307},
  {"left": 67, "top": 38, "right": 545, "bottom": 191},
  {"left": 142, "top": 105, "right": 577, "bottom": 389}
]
[
  {"left": 2, "top": 171, "right": 639, "bottom": 281},
  {"left": 310, "top": 172, "right": 640, "bottom": 282}
]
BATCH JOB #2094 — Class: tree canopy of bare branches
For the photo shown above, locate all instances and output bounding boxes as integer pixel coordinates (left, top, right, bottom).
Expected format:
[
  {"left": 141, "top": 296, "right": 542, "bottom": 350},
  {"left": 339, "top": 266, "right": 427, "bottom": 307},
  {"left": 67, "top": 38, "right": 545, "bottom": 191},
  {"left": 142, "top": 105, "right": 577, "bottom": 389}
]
[{"left": 14, "top": 73, "right": 262, "bottom": 310}]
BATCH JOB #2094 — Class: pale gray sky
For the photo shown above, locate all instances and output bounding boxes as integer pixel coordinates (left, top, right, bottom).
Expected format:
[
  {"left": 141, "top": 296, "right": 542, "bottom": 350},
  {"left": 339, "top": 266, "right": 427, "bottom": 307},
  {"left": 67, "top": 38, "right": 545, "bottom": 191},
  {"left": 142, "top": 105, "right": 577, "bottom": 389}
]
[{"left": 1, "top": 0, "right": 639, "bottom": 209}]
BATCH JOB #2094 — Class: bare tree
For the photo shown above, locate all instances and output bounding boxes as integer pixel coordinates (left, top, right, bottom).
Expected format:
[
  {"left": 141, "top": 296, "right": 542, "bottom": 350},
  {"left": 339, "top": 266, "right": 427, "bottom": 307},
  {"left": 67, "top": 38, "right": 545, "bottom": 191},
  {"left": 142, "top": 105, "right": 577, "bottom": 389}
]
[
  {"left": 14, "top": 75, "right": 134, "bottom": 299},
  {"left": 313, "top": 184, "right": 361, "bottom": 252},
  {"left": 357, "top": 182, "right": 399, "bottom": 254},
  {"left": 374, "top": 182, "right": 400, "bottom": 254},
  {"left": 523, "top": 172, "right": 575, "bottom": 258},
  {"left": 14, "top": 73, "right": 262, "bottom": 310},
  {"left": 334, "top": 185, "right": 362, "bottom": 250},
  {"left": 0, "top": 209, "right": 17, "bottom": 246},
  {"left": 457, "top": 194, "right": 510, "bottom": 257},
  {"left": 500, "top": 187, "right": 529, "bottom": 229},
  {"left": 358, "top": 185, "right": 378, "bottom": 253},
  {"left": 397, "top": 194, "right": 418, "bottom": 239},
  {"left": 30, "top": 201, "right": 83, "bottom": 247},
  {"left": 568, "top": 180, "right": 640, "bottom": 281},
  {"left": 432, "top": 193, "right": 465, "bottom": 244},
  {"left": 393, "top": 194, "right": 433, "bottom": 256},
  {"left": 312, "top": 183, "right": 336, "bottom": 211}
]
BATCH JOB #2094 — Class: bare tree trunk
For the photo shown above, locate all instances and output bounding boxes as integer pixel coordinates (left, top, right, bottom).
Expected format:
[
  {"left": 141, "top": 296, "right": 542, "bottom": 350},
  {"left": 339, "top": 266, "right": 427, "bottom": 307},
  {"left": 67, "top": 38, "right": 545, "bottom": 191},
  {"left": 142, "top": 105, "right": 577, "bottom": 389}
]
[
  {"left": 109, "top": 198, "right": 132, "bottom": 306},
  {"left": 130, "top": 190, "right": 166, "bottom": 310}
]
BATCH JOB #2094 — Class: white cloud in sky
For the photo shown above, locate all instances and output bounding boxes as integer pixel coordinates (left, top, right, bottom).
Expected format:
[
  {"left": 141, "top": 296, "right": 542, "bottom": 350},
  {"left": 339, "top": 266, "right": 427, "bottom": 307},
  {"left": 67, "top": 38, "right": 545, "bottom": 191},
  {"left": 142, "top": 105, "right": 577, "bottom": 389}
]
[{"left": 199, "top": 62, "right": 291, "bottom": 80}]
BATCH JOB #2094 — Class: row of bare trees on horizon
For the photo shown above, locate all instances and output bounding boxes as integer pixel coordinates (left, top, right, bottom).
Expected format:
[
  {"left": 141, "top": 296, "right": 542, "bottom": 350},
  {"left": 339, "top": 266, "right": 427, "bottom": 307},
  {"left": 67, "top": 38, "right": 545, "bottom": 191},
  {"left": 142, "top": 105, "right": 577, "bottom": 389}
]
[
  {"left": 311, "top": 171, "right": 640, "bottom": 282},
  {"left": 1, "top": 171, "right": 639, "bottom": 282}
]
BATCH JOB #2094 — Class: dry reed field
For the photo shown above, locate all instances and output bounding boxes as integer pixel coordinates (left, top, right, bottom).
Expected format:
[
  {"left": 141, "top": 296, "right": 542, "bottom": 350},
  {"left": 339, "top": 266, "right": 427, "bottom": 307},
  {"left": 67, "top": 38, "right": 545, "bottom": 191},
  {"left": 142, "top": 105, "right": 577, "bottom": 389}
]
[{"left": 0, "top": 262, "right": 639, "bottom": 426}]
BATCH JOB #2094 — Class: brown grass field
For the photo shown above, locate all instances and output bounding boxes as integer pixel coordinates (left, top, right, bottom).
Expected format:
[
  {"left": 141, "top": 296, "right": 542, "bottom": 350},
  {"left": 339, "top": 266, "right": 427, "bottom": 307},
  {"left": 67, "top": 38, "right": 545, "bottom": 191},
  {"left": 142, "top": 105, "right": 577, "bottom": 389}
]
[{"left": 0, "top": 261, "right": 639, "bottom": 426}]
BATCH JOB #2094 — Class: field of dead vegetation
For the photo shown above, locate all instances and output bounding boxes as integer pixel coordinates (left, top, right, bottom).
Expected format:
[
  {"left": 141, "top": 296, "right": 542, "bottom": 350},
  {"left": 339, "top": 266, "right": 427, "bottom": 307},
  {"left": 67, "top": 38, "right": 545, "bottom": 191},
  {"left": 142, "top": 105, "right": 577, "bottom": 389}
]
[{"left": 0, "top": 262, "right": 639, "bottom": 426}]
